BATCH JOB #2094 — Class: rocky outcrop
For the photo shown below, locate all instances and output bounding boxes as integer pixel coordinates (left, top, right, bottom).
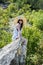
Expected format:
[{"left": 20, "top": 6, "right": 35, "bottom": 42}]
[
  {"left": 0, "top": 38, "right": 27, "bottom": 65},
  {"left": 0, "top": 39, "right": 20, "bottom": 65}
]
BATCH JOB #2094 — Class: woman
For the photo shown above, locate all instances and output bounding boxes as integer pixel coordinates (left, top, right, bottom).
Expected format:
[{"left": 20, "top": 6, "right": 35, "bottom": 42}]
[
  {"left": 12, "top": 17, "right": 27, "bottom": 64},
  {"left": 12, "top": 19, "right": 23, "bottom": 40}
]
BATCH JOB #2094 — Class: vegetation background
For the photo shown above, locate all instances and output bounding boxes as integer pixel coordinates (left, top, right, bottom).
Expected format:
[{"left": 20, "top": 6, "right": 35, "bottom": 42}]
[{"left": 0, "top": 0, "right": 43, "bottom": 65}]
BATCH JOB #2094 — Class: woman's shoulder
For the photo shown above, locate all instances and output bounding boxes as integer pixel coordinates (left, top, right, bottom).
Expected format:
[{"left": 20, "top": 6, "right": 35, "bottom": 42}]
[{"left": 16, "top": 23, "right": 19, "bottom": 27}]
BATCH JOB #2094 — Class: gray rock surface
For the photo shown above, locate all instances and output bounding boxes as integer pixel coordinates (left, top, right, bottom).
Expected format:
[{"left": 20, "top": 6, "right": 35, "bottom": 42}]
[
  {"left": 0, "top": 38, "right": 27, "bottom": 65},
  {"left": 0, "top": 39, "right": 20, "bottom": 65}
]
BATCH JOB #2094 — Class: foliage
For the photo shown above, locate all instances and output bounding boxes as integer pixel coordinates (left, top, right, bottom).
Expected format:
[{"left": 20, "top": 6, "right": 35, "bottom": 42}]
[
  {"left": 22, "top": 26, "right": 41, "bottom": 54},
  {"left": 0, "top": 7, "right": 12, "bottom": 48},
  {"left": 0, "top": 0, "right": 43, "bottom": 9},
  {"left": 0, "top": 30, "right": 12, "bottom": 48},
  {"left": 22, "top": 26, "right": 43, "bottom": 65},
  {"left": 25, "top": 10, "right": 43, "bottom": 31}
]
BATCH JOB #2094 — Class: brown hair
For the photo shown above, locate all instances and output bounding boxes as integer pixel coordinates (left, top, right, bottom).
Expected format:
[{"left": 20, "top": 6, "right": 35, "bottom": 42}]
[{"left": 17, "top": 19, "right": 23, "bottom": 30}]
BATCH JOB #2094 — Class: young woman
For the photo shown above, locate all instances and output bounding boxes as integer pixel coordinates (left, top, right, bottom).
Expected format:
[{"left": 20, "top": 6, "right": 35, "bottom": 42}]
[
  {"left": 12, "top": 17, "right": 27, "bottom": 64},
  {"left": 12, "top": 19, "right": 23, "bottom": 40}
]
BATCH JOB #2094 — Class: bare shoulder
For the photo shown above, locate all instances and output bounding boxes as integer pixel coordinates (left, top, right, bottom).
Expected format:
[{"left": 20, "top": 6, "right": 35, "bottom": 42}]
[{"left": 16, "top": 23, "right": 19, "bottom": 27}]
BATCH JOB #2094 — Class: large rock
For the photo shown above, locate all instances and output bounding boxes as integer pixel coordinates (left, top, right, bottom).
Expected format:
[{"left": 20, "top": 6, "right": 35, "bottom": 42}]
[
  {"left": 0, "top": 38, "right": 27, "bottom": 65},
  {"left": 0, "top": 39, "right": 20, "bottom": 65}
]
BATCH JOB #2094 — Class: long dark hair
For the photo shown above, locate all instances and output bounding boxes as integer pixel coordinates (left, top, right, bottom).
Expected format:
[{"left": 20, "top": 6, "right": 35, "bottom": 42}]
[{"left": 17, "top": 19, "right": 23, "bottom": 30}]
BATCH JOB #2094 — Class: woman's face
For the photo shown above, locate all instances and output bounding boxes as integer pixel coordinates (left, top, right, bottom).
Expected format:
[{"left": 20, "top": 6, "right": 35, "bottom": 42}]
[
  {"left": 19, "top": 20, "right": 23, "bottom": 25},
  {"left": 17, "top": 19, "right": 23, "bottom": 30}
]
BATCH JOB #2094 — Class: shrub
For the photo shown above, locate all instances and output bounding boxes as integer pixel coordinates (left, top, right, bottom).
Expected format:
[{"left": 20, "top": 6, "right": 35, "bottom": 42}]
[
  {"left": 22, "top": 25, "right": 42, "bottom": 65},
  {"left": 0, "top": 30, "right": 12, "bottom": 48},
  {"left": 25, "top": 10, "right": 43, "bottom": 31}
]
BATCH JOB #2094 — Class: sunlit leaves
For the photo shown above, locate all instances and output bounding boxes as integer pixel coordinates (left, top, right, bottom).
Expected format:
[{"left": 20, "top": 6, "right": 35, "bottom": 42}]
[{"left": 22, "top": 25, "right": 42, "bottom": 65}]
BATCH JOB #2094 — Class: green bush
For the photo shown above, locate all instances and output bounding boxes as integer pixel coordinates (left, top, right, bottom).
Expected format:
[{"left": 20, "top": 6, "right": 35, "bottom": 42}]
[
  {"left": 0, "top": 30, "right": 12, "bottom": 48},
  {"left": 22, "top": 26, "right": 41, "bottom": 54},
  {"left": 0, "top": 7, "right": 4, "bottom": 16},
  {"left": 33, "top": 18, "right": 43, "bottom": 31},
  {"left": 0, "top": 18, "right": 12, "bottom": 48},
  {"left": 0, "top": 6, "right": 12, "bottom": 48},
  {"left": 22, "top": 25, "right": 42, "bottom": 65},
  {"left": 25, "top": 10, "right": 43, "bottom": 31}
]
